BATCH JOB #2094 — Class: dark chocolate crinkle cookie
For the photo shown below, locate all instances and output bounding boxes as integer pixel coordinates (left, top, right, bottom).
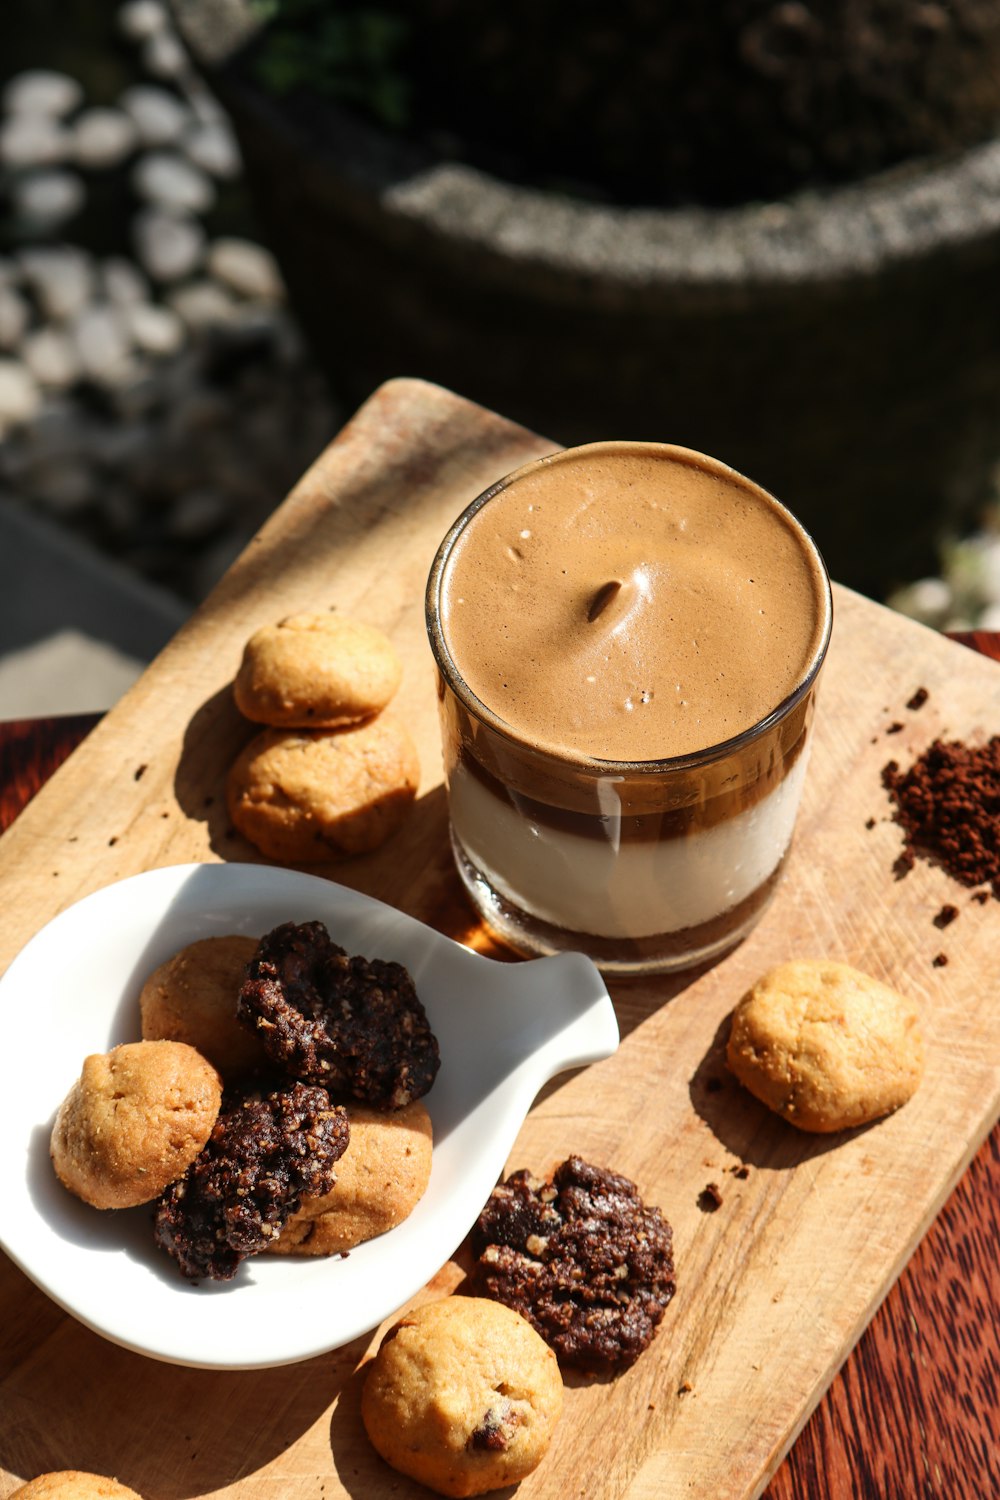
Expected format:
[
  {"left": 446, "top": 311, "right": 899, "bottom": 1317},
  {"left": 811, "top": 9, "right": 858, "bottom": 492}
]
[
  {"left": 154, "top": 1080, "right": 349, "bottom": 1281},
  {"left": 236, "top": 920, "right": 440, "bottom": 1108},
  {"left": 471, "top": 1155, "right": 675, "bottom": 1372}
]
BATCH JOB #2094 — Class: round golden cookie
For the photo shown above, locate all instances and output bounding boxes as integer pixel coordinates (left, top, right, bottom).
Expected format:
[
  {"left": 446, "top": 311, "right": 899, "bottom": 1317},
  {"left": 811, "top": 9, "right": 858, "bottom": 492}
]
[
  {"left": 9, "top": 1475, "right": 143, "bottom": 1500},
  {"left": 226, "top": 716, "right": 419, "bottom": 862},
  {"left": 233, "top": 612, "right": 402, "bottom": 727},
  {"left": 9, "top": 1475, "right": 143, "bottom": 1499},
  {"left": 139, "top": 934, "right": 263, "bottom": 1079},
  {"left": 362, "top": 1297, "right": 563, "bottom": 1498},
  {"left": 267, "top": 1099, "right": 433, "bottom": 1255},
  {"left": 726, "top": 959, "right": 925, "bottom": 1133},
  {"left": 51, "top": 1041, "right": 222, "bottom": 1209}
]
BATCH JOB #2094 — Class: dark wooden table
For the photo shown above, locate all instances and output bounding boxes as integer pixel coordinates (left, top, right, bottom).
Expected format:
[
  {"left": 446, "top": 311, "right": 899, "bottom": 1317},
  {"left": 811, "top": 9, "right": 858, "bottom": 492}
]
[{"left": 1, "top": 691, "right": 998, "bottom": 1500}]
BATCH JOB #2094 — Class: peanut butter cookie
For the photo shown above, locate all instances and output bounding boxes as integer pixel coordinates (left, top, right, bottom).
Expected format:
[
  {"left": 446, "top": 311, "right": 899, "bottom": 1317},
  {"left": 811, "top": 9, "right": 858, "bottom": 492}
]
[
  {"left": 234, "top": 612, "right": 402, "bottom": 727},
  {"left": 267, "top": 1099, "right": 432, "bottom": 1255},
  {"left": 51, "top": 1040, "right": 222, "bottom": 1209},
  {"left": 139, "top": 934, "right": 263, "bottom": 1079},
  {"left": 226, "top": 716, "right": 419, "bottom": 862},
  {"left": 726, "top": 959, "right": 925, "bottom": 1132},
  {"left": 10, "top": 1474, "right": 144, "bottom": 1499},
  {"left": 362, "top": 1297, "right": 563, "bottom": 1498}
]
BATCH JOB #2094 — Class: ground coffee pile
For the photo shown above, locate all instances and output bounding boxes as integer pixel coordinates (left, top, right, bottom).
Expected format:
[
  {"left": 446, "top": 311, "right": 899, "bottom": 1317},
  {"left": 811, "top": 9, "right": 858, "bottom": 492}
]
[{"left": 883, "top": 737, "right": 1000, "bottom": 891}]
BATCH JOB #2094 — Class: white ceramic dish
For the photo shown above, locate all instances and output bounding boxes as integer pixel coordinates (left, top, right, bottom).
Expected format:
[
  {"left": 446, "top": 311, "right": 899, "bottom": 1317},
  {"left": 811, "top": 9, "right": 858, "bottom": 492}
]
[{"left": 0, "top": 863, "right": 618, "bottom": 1370}]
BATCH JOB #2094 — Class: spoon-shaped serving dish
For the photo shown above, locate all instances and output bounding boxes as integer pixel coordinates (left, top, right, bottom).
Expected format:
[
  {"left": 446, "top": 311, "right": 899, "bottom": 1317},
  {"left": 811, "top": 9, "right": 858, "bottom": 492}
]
[{"left": 0, "top": 862, "right": 619, "bottom": 1370}]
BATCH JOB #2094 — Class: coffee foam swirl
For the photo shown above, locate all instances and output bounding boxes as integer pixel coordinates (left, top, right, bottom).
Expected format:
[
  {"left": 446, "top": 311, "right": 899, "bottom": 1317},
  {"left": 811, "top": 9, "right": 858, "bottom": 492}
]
[{"left": 439, "top": 442, "right": 830, "bottom": 763}]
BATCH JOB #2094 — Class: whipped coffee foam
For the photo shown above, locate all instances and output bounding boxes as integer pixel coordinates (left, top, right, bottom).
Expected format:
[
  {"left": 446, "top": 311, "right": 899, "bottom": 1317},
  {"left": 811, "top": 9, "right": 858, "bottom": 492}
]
[{"left": 439, "top": 443, "right": 829, "bottom": 762}]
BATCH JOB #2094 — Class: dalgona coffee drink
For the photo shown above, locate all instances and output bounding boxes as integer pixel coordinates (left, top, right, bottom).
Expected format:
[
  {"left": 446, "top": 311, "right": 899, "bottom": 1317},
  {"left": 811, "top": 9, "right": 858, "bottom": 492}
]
[{"left": 426, "top": 442, "right": 832, "bottom": 972}]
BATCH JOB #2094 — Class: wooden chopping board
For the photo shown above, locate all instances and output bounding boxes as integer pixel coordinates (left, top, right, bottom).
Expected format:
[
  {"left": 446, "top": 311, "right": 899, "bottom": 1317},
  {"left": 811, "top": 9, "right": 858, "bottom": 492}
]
[{"left": 1, "top": 378, "right": 998, "bottom": 1500}]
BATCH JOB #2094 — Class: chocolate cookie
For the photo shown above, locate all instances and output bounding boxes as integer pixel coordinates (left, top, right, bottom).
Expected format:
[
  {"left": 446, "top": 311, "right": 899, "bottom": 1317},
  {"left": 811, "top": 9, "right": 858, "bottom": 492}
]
[
  {"left": 225, "top": 716, "right": 419, "bottom": 863},
  {"left": 154, "top": 1080, "right": 349, "bottom": 1280},
  {"left": 237, "top": 920, "right": 440, "bottom": 1108},
  {"left": 51, "top": 1041, "right": 222, "bottom": 1210},
  {"left": 267, "top": 1099, "right": 433, "bottom": 1255},
  {"left": 139, "top": 934, "right": 264, "bottom": 1079},
  {"left": 726, "top": 959, "right": 925, "bottom": 1132},
  {"left": 362, "top": 1297, "right": 563, "bottom": 1498},
  {"left": 234, "top": 612, "right": 402, "bottom": 728},
  {"left": 471, "top": 1156, "right": 675, "bottom": 1372}
]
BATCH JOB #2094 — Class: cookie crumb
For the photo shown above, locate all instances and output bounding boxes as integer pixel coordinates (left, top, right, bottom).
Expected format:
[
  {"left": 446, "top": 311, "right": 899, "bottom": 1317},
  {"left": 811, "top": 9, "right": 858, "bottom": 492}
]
[
  {"left": 134, "top": 763, "right": 147, "bottom": 780},
  {"left": 932, "top": 952, "right": 949, "bottom": 967},
  {"left": 731, "top": 1165, "right": 750, "bottom": 1179},
  {"left": 865, "top": 817, "right": 876, "bottom": 830},
  {"left": 906, "top": 687, "right": 929, "bottom": 710},
  {"left": 698, "top": 1182, "right": 723, "bottom": 1212},
  {"left": 972, "top": 890, "right": 990, "bottom": 905},
  {"left": 893, "top": 848, "right": 915, "bottom": 878},
  {"left": 678, "top": 1381, "right": 693, "bottom": 1395},
  {"left": 933, "top": 904, "right": 959, "bottom": 929},
  {"left": 886, "top": 722, "right": 904, "bottom": 735}
]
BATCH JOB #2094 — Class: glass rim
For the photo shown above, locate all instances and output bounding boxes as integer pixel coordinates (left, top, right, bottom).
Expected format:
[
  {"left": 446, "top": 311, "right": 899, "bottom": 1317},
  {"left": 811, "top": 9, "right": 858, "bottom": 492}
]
[{"left": 425, "top": 440, "right": 834, "bottom": 776}]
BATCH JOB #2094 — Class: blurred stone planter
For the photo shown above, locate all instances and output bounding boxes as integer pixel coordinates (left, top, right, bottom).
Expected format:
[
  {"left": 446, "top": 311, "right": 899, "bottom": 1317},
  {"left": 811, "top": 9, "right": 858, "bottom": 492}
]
[{"left": 175, "top": 1, "right": 1000, "bottom": 595}]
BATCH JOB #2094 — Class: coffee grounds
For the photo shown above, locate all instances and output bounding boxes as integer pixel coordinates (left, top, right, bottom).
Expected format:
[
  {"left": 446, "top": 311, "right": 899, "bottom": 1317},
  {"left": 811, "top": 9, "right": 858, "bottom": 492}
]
[{"left": 882, "top": 738, "right": 1000, "bottom": 893}]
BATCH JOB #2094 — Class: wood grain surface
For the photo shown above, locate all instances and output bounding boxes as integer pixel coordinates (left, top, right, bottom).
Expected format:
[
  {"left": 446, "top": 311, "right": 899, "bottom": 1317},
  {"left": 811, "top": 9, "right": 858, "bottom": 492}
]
[
  {"left": 0, "top": 379, "right": 998, "bottom": 1500},
  {"left": 3, "top": 712, "right": 997, "bottom": 1500}
]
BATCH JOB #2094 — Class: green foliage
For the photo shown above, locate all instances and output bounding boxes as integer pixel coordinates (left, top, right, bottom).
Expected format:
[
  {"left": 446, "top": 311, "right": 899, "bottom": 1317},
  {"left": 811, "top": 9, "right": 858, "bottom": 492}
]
[{"left": 251, "top": 0, "right": 411, "bottom": 126}]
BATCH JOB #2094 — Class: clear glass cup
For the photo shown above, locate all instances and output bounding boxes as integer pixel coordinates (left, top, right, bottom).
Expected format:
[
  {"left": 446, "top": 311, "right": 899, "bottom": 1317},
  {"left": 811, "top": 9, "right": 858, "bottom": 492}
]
[{"left": 425, "top": 442, "right": 833, "bottom": 974}]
